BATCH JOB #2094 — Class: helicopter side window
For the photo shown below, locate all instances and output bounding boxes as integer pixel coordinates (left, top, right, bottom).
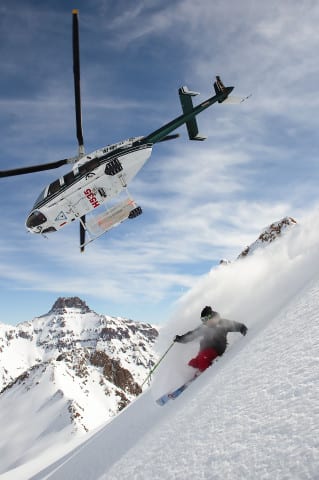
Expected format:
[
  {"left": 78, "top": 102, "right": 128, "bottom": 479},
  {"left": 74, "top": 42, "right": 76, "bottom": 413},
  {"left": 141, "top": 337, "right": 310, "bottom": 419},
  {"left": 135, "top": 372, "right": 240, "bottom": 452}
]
[
  {"left": 63, "top": 171, "right": 76, "bottom": 186},
  {"left": 79, "top": 158, "right": 99, "bottom": 175},
  {"left": 47, "top": 179, "right": 61, "bottom": 196}
]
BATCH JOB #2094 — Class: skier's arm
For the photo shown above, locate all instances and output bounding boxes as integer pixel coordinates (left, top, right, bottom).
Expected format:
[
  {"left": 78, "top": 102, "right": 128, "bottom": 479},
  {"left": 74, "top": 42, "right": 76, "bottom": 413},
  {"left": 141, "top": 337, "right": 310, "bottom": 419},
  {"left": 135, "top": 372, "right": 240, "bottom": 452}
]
[
  {"left": 219, "top": 319, "right": 248, "bottom": 335},
  {"left": 174, "top": 325, "right": 203, "bottom": 343}
]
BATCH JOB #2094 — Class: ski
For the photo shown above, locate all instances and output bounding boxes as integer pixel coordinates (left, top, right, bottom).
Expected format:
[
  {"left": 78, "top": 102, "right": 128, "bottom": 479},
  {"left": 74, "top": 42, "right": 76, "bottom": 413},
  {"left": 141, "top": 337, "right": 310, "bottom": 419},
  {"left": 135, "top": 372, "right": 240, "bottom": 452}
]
[{"left": 156, "top": 372, "right": 200, "bottom": 406}]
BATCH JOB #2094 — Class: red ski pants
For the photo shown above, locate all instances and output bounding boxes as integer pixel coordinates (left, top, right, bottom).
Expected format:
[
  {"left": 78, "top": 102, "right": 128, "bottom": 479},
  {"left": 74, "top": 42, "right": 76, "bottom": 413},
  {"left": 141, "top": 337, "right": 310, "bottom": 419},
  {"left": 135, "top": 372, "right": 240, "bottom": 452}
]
[{"left": 188, "top": 348, "right": 219, "bottom": 372}]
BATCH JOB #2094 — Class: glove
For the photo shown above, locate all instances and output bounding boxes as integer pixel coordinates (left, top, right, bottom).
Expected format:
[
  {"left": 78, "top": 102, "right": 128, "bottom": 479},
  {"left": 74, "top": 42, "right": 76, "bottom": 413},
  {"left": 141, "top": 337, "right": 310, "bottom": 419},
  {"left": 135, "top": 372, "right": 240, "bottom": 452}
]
[
  {"left": 240, "top": 325, "right": 248, "bottom": 336},
  {"left": 173, "top": 335, "right": 183, "bottom": 343}
]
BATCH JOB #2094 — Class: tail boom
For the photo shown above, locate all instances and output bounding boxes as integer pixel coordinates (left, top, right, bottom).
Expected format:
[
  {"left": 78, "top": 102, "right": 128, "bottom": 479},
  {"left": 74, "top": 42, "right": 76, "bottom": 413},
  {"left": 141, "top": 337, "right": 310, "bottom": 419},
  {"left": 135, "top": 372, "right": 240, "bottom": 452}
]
[{"left": 140, "top": 76, "right": 234, "bottom": 145}]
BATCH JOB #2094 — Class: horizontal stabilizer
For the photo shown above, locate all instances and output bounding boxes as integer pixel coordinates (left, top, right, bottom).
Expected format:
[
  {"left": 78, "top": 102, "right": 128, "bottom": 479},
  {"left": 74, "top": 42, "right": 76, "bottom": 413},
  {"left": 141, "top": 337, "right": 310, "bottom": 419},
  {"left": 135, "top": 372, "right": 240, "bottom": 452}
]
[
  {"left": 179, "top": 86, "right": 200, "bottom": 97},
  {"left": 158, "top": 133, "right": 180, "bottom": 142},
  {"left": 178, "top": 86, "right": 206, "bottom": 141}
]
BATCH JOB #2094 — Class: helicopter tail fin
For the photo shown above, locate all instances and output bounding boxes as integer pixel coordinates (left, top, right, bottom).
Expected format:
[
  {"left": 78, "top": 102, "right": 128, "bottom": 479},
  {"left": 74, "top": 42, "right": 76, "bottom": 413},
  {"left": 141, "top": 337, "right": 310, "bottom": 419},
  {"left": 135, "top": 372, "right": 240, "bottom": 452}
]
[
  {"left": 214, "top": 76, "right": 227, "bottom": 96},
  {"left": 214, "top": 76, "right": 234, "bottom": 103}
]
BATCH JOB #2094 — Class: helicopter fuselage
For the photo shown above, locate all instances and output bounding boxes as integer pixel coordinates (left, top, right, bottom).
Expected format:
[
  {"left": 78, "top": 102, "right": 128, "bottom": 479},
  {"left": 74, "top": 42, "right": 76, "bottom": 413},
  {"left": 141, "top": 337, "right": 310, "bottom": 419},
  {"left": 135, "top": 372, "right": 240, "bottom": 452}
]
[{"left": 26, "top": 137, "right": 152, "bottom": 235}]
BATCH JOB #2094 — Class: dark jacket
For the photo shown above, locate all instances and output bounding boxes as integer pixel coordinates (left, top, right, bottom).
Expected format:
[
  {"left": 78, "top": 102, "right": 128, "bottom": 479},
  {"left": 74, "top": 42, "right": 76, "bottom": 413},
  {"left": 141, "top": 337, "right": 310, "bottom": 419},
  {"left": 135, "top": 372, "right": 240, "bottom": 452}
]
[{"left": 175, "top": 317, "right": 247, "bottom": 356}]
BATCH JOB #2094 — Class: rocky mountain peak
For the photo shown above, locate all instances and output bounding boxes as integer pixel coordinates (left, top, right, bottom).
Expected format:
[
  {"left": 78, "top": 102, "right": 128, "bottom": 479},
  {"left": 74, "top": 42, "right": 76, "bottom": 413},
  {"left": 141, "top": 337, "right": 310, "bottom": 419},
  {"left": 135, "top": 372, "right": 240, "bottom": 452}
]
[
  {"left": 238, "top": 217, "right": 297, "bottom": 258},
  {"left": 257, "top": 217, "right": 296, "bottom": 244},
  {"left": 50, "top": 296, "right": 91, "bottom": 314},
  {"left": 0, "top": 299, "right": 159, "bottom": 453}
]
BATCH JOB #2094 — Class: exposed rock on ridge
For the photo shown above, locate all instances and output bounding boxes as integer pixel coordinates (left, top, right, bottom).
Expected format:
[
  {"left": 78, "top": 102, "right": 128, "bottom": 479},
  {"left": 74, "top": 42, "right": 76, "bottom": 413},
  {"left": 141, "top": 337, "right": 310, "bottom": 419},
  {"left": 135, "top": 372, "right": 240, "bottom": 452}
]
[
  {"left": 238, "top": 217, "right": 297, "bottom": 258},
  {"left": 49, "top": 296, "right": 91, "bottom": 314}
]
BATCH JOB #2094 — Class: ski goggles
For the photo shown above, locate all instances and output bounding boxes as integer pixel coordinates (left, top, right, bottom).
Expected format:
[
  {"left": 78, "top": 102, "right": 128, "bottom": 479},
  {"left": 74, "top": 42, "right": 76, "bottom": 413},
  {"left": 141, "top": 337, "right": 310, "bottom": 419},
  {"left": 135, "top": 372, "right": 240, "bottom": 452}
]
[{"left": 201, "top": 313, "right": 214, "bottom": 323}]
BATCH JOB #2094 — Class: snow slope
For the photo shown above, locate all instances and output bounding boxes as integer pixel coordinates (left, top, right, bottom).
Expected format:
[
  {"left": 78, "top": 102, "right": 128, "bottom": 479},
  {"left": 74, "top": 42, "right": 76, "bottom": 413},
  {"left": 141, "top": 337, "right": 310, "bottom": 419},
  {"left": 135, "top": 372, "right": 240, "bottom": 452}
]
[{"left": 2, "top": 211, "right": 319, "bottom": 479}]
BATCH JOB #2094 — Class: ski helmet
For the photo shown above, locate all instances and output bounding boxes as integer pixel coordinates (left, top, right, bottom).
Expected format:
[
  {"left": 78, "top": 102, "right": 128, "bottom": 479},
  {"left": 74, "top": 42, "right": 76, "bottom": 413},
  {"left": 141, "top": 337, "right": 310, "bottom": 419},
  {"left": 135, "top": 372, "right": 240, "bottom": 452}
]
[
  {"left": 201, "top": 306, "right": 213, "bottom": 318},
  {"left": 201, "top": 306, "right": 219, "bottom": 323}
]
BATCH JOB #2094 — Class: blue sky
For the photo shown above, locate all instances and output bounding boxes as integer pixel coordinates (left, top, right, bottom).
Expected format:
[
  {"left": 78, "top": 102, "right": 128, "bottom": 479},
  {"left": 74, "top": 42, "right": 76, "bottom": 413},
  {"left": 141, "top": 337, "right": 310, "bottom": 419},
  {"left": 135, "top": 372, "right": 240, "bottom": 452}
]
[{"left": 1, "top": 0, "right": 319, "bottom": 326}]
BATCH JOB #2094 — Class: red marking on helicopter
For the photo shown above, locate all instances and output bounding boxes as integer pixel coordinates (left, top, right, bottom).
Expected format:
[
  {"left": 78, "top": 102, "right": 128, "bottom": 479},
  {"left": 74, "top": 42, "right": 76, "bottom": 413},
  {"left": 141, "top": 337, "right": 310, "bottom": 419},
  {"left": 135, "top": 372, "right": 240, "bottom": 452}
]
[{"left": 84, "top": 188, "right": 100, "bottom": 208}]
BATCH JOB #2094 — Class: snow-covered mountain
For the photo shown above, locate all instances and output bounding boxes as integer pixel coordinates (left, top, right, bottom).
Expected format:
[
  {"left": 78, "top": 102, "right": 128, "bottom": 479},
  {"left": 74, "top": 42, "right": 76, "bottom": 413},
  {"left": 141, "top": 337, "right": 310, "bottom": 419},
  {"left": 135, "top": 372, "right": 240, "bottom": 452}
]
[
  {"left": 2, "top": 213, "right": 319, "bottom": 480},
  {"left": 238, "top": 216, "right": 297, "bottom": 258},
  {"left": 218, "top": 216, "right": 297, "bottom": 266},
  {"left": 0, "top": 298, "right": 158, "bottom": 474}
]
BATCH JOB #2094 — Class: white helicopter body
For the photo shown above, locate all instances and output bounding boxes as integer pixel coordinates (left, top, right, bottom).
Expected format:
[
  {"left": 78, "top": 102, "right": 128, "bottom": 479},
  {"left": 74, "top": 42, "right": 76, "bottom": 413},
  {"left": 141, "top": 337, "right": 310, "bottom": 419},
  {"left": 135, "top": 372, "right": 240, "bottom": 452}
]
[{"left": 26, "top": 138, "right": 151, "bottom": 244}]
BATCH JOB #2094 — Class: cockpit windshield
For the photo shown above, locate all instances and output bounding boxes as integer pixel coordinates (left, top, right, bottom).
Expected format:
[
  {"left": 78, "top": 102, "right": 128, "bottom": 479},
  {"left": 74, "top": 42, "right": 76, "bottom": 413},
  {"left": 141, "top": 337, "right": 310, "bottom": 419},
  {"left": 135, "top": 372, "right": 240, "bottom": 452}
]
[{"left": 33, "top": 187, "right": 47, "bottom": 208}]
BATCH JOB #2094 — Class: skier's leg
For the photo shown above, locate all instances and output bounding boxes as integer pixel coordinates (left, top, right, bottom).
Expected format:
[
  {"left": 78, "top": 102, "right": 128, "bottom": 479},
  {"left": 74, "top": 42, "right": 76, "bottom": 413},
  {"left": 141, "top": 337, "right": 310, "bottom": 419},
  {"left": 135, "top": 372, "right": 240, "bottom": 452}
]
[
  {"left": 196, "top": 348, "right": 219, "bottom": 372},
  {"left": 188, "top": 356, "right": 199, "bottom": 369}
]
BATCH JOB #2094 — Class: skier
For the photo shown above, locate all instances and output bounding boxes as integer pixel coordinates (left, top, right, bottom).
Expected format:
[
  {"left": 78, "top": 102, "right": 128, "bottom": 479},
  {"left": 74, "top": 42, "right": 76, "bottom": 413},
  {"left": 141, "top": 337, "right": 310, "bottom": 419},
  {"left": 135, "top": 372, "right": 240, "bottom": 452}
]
[{"left": 173, "top": 306, "right": 248, "bottom": 372}]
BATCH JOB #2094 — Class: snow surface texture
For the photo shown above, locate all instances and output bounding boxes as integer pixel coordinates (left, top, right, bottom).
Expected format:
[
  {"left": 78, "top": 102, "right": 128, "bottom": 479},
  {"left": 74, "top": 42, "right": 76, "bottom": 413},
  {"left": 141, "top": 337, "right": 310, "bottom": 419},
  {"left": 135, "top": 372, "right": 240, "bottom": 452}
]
[{"left": 2, "top": 211, "right": 319, "bottom": 479}]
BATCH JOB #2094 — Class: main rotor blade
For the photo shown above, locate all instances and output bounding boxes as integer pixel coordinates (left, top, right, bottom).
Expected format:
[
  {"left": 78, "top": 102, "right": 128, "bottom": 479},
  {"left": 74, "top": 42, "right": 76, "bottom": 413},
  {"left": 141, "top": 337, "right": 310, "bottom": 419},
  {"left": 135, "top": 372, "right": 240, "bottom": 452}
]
[
  {"left": 0, "top": 159, "right": 69, "bottom": 178},
  {"left": 158, "top": 134, "right": 180, "bottom": 142},
  {"left": 80, "top": 215, "right": 86, "bottom": 252},
  {"left": 72, "top": 10, "right": 84, "bottom": 154}
]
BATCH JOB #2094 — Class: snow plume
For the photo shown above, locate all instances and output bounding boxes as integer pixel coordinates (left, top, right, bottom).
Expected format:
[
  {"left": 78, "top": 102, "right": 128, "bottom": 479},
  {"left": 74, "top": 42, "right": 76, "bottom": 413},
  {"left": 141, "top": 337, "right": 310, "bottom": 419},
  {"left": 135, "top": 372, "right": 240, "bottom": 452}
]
[{"left": 152, "top": 210, "right": 319, "bottom": 396}]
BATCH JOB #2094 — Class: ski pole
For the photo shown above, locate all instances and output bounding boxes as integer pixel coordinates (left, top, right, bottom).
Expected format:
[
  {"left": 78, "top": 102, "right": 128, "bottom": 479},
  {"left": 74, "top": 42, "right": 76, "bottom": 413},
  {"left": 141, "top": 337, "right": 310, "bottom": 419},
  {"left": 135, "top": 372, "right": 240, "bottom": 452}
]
[{"left": 141, "top": 341, "right": 175, "bottom": 387}]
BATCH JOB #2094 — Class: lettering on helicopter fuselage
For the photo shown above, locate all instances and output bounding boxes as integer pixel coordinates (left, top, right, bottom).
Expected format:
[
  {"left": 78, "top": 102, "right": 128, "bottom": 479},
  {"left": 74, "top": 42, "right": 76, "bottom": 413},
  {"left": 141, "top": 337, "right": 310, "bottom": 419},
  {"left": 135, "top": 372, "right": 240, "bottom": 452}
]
[{"left": 84, "top": 188, "right": 100, "bottom": 208}]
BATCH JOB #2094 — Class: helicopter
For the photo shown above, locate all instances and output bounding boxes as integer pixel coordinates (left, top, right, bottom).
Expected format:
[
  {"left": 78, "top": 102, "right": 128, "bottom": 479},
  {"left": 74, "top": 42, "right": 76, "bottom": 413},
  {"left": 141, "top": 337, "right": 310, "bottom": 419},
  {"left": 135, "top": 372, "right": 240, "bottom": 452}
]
[{"left": 0, "top": 10, "right": 239, "bottom": 252}]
